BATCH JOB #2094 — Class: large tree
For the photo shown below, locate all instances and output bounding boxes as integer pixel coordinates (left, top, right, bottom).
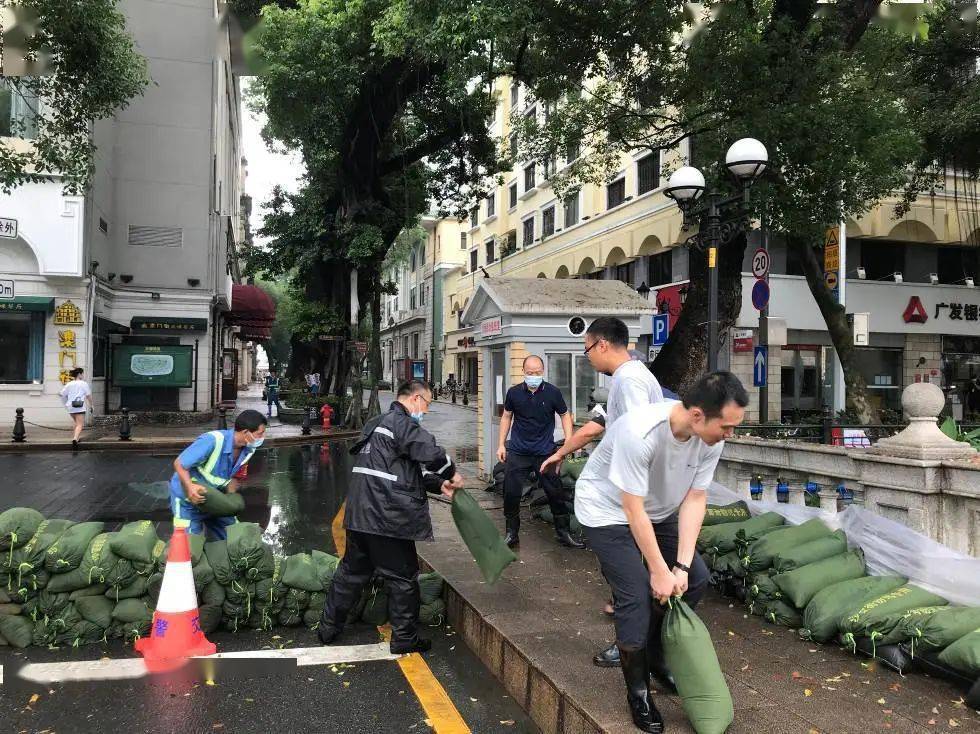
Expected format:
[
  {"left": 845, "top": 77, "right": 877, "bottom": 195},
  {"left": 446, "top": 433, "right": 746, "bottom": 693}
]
[{"left": 0, "top": 0, "right": 148, "bottom": 193}]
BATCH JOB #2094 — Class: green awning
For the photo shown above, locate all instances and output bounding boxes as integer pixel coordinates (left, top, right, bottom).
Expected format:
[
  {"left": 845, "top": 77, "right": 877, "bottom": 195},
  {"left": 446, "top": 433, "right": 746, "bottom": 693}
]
[{"left": 0, "top": 297, "right": 55, "bottom": 314}]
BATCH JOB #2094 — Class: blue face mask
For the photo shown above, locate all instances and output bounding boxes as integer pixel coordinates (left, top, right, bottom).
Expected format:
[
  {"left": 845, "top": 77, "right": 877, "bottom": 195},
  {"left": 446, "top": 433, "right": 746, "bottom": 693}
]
[
  {"left": 411, "top": 412, "right": 424, "bottom": 424},
  {"left": 247, "top": 436, "right": 265, "bottom": 449},
  {"left": 524, "top": 375, "right": 544, "bottom": 390}
]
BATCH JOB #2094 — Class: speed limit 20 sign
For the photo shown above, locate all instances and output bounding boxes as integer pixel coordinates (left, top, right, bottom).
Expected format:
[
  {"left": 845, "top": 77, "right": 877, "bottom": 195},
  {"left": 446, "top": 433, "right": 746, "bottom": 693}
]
[{"left": 751, "top": 248, "right": 770, "bottom": 280}]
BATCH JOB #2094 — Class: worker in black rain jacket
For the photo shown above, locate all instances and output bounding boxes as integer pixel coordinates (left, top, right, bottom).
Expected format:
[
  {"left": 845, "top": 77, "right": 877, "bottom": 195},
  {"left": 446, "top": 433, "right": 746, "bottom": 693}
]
[{"left": 319, "top": 379, "right": 464, "bottom": 654}]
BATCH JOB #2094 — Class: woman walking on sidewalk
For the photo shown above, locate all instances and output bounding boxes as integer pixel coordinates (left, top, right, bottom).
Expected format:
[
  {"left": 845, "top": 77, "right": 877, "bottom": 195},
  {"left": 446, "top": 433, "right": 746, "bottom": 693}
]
[{"left": 59, "top": 367, "right": 92, "bottom": 448}]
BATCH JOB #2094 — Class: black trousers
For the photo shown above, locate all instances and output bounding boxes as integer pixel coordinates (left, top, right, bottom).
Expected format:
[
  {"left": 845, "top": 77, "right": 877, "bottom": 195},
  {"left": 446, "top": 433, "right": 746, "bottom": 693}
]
[
  {"left": 320, "top": 529, "right": 421, "bottom": 646},
  {"left": 503, "top": 452, "right": 568, "bottom": 520},
  {"left": 583, "top": 514, "right": 709, "bottom": 650}
]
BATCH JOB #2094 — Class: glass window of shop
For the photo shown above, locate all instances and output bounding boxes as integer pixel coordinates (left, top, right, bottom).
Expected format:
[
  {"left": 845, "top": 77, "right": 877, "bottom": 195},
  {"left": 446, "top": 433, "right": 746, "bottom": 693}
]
[
  {"left": 852, "top": 346, "right": 903, "bottom": 412},
  {"left": 547, "top": 352, "right": 597, "bottom": 422},
  {"left": 0, "top": 312, "right": 44, "bottom": 383},
  {"left": 942, "top": 336, "right": 980, "bottom": 422}
]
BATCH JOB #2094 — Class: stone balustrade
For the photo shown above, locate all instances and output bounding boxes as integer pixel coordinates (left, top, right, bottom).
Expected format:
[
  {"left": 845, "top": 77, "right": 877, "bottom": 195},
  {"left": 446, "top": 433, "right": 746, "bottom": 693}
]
[{"left": 716, "top": 382, "right": 980, "bottom": 557}]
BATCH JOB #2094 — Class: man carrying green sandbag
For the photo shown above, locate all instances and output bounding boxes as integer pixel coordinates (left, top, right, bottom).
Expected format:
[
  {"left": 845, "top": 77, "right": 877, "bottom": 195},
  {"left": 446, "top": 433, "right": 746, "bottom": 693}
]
[
  {"left": 169, "top": 409, "right": 267, "bottom": 539},
  {"left": 319, "top": 380, "right": 464, "bottom": 655},
  {"left": 574, "top": 371, "right": 748, "bottom": 733}
]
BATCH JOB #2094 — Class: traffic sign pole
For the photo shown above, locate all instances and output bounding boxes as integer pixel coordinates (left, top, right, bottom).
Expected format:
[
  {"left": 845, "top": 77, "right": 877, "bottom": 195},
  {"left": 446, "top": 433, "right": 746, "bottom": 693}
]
[{"left": 758, "top": 203, "right": 770, "bottom": 422}]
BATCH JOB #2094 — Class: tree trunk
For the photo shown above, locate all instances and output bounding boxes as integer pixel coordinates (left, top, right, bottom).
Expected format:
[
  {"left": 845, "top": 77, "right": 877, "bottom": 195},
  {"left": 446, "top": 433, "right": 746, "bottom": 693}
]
[
  {"left": 787, "top": 233, "right": 879, "bottom": 423},
  {"left": 367, "top": 281, "right": 383, "bottom": 419}
]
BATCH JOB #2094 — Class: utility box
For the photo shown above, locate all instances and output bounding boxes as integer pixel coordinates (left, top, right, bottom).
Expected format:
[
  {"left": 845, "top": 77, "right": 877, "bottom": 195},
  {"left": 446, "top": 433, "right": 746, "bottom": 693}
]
[{"left": 849, "top": 312, "right": 870, "bottom": 346}]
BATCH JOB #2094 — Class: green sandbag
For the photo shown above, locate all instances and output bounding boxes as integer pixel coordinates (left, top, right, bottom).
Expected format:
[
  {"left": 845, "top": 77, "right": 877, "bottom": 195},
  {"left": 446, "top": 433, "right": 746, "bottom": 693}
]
[
  {"left": 0, "top": 588, "right": 10, "bottom": 603},
  {"left": 60, "top": 619, "right": 105, "bottom": 647},
  {"left": 110, "top": 619, "right": 151, "bottom": 643},
  {"left": 45, "top": 521, "right": 104, "bottom": 573},
  {"left": 451, "top": 488, "right": 517, "bottom": 584},
  {"left": 198, "top": 604, "right": 222, "bottom": 634},
  {"left": 741, "top": 519, "right": 831, "bottom": 573},
  {"left": 902, "top": 606, "right": 980, "bottom": 654},
  {"left": 109, "top": 521, "right": 160, "bottom": 565},
  {"left": 359, "top": 582, "right": 389, "bottom": 626},
  {"left": 102, "top": 557, "right": 136, "bottom": 590},
  {"left": 255, "top": 557, "right": 285, "bottom": 609},
  {"left": 560, "top": 456, "right": 588, "bottom": 481},
  {"left": 799, "top": 575, "right": 906, "bottom": 642},
  {"left": 0, "top": 507, "right": 44, "bottom": 550},
  {"left": 420, "top": 599, "right": 446, "bottom": 626},
  {"left": 146, "top": 573, "right": 163, "bottom": 604},
  {"left": 774, "top": 550, "right": 865, "bottom": 609},
  {"left": 702, "top": 501, "right": 751, "bottom": 527},
  {"left": 662, "top": 598, "right": 734, "bottom": 734},
  {"left": 937, "top": 628, "right": 980, "bottom": 677},
  {"left": 763, "top": 600, "right": 803, "bottom": 628},
  {"left": 10, "top": 568, "right": 50, "bottom": 602},
  {"left": 135, "top": 540, "right": 166, "bottom": 577},
  {"left": 0, "top": 629, "right": 7, "bottom": 646},
  {"left": 5, "top": 519, "right": 75, "bottom": 573},
  {"left": 772, "top": 529, "right": 848, "bottom": 574},
  {"left": 697, "top": 512, "right": 783, "bottom": 555},
  {"left": 278, "top": 608, "right": 304, "bottom": 627},
  {"left": 201, "top": 580, "right": 226, "bottom": 608},
  {"left": 193, "top": 553, "right": 215, "bottom": 592},
  {"left": 41, "top": 604, "right": 82, "bottom": 643},
  {"left": 838, "top": 584, "right": 948, "bottom": 650},
  {"left": 226, "top": 522, "right": 266, "bottom": 573},
  {"left": 76, "top": 595, "right": 115, "bottom": 629},
  {"left": 106, "top": 575, "right": 149, "bottom": 602},
  {"left": 112, "top": 598, "right": 153, "bottom": 624},
  {"left": 747, "top": 573, "right": 782, "bottom": 602},
  {"left": 283, "top": 587, "right": 311, "bottom": 612},
  {"left": 418, "top": 572, "right": 444, "bottom": 604},
  {"left": 733, "top": 524, "right": 783, "bottom": 555},
  {"left": 0, "top": 602, "right": 23, "bottom": 615},
  {"left": 25, "top": 590, "right": 71, "bottom": 620},
  {"left": 532, "top": 507, "right": 582, "bottom": 533},
  {"left": 205, "top": 540, "right": 236, "bottom": 586},
  {"left": 0, "top": 613, "right": 35, "bottom": 647},
  {"left": 47, "top": 568, "right": 90, "bottom": 594},
  {"left": 70, "top": 584, "right": 108, "bottom": 601},
  {"left": 199, "top": 488, "right": 246, "bottom": 517},
  {"left": 78, "top": 533, "right": 119, "bottom": 585},
  {"left": 877, "top": 605, "right": 948, "bottom": 647},
  {"left": 711, "top": 551, "right": 743, "bottom": 576},
  {"left": 312, "top": 550, "right": 340, "bottom": 589},
  {"left": 303, "top": 607, "right": 323, "bottom": 630},
  {"left": 282, "top": 553, "right": 323, "bottom": 592}
]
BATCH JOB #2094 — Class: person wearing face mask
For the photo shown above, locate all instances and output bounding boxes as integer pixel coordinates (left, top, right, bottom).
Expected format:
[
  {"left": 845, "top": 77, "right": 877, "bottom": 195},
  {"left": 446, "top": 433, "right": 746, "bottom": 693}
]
[
  {"left": 497, "top": 355, "right": 581, "bottom": 549},
  {"left": 168, "top": 409, "right": 268, "bottom": 539},
  {"left": 319, "top": 380, "right": 464, "bottom": 655},
  {"left": 575, "top": 372, "right": 748, "bottom": 733}
]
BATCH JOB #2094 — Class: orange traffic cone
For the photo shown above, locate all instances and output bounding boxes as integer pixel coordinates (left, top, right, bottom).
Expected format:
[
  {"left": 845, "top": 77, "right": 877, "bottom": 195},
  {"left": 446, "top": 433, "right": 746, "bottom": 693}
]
[{"left": 135, "top": 527, "right": 216, "bottom": 672}]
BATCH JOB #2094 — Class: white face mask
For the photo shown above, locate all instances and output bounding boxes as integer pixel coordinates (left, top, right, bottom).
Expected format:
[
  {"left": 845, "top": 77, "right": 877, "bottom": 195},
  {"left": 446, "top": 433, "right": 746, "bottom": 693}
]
[{"left": 247, "top": 433, "right": 265, "bottom": 449}]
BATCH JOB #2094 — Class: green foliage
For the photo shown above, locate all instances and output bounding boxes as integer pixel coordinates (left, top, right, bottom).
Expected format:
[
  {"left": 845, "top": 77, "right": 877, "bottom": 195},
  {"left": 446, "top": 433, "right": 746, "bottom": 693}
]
[
  {"left": 0, "top": 0, "right": 149, "bottom": 194},
  {"left": 940, "top": 416, "right": 980, "bottom": 450}
]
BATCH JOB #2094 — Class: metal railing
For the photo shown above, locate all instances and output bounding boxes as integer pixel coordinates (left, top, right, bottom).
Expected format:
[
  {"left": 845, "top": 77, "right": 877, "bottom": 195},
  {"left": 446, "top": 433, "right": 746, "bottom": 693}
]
[{"left": 735, "top": 418, "right": 980, "bottom": 446}]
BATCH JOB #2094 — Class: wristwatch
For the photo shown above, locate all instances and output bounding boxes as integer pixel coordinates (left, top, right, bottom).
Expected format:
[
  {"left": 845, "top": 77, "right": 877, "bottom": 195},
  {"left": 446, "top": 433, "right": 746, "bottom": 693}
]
[{"left": 673, "top": 562, "right": 691, "bottom": 574}]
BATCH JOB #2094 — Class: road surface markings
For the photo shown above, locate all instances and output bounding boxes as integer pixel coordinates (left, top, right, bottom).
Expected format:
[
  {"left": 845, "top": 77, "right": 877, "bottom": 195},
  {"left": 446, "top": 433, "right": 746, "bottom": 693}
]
[
  {"left": 1, "top": 643, "right": 398, "bottom": 685},
  {"left": 381, "top": 626, "right": 471, "bottom": 734}
]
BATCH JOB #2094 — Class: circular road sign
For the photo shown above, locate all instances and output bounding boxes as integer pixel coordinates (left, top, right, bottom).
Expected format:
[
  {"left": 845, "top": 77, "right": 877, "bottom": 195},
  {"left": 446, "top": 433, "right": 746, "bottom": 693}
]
[
  {"left": 751, "top": 248, "right": 770, "bottom": 280},
  {"left": 751, "top": 279, "right": 770, "bottom": 311},
  {"left": 824, "top": 270, "right": 839, "bottom": 290}
]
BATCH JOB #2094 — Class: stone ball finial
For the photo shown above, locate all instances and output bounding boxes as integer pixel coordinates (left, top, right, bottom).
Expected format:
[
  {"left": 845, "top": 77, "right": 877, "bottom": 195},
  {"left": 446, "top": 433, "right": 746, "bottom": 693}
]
[{"left": 901, "top": 382, "right": 945, "bottom": 420}]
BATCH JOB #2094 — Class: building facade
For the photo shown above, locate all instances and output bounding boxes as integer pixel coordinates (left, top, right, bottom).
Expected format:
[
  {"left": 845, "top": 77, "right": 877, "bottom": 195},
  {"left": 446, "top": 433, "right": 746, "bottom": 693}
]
[
  {"left": 0, "top": 0, "right": 255, "bottom": 427},
  {"left": 444, "top": 76, "right": 980, "bottom": 423}
]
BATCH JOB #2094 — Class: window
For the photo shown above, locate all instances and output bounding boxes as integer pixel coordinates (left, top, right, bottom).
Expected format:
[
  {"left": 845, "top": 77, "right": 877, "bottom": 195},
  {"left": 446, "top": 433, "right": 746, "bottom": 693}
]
[
  {"left": 607, "top": 178, "right": 626, "bottom": 209},
  {"left": 543, "top": 157, "right": 556, "bottom": 180},
  {"left": 647, "top": 251, "right": 672, "bottom": 286},
  {"left": 509, "top": 132, "right": 518, "bottom": 160},
  {"left": 860, "top": 241, "right": 904, "bottom": 281},
  {"left": 574, "top": 356, "right": 597, "bottom": 422},
  {"left": 853, "top": 347, "right": 903, "bottom": 410},
  {"left": 420, "top": 284, "right": 427, "bottom": 306},
  {"left": 470, "top": 208, "right": 478, "bottom": 228},
  {"left": 485, "top": 237, "right": 496, "bottom": 264},
  {"left": 0, "top": 80, "right": 40, "bottom": 139},
  {"left": 542, "top": 206, "right": 555, "bottom": 237},
  {"left": 615, "top": 261, "right": 635, "bottom": 286},
  {"left": 566, "top": 139, "right": 580, "bottom": 164},
  {"left": 524, "top": 163, "right": 536, "bottom": 192},
  {"left": 470, "top": 248, "right": 478, "bottom": 273},
  {"left": 412, "top": 333, "right": 420, "bottom": 359},
  {"left": 522, "top": 217, "right": 535, "bottom": 247},
  {"left": 0, "top": 312, "right": 43, "bottom": 383},
  {"left": 511, "top": 81, "right": 519, "bottom": 107},
  {"left": 563, "top": 194, "right": 579, "bottom": 227},
  {"left": 509, "top": 182, "right": 518, "bottom": 209},
  {"left": 637, "top": 153, "right": 660, "bottom": 195},
  {"left": 410, "top": 287, "right": 417, "bottom": 310},
  {"left": 460, "top": 232, "right": 467, "bottom": 249},
  {"left": 938, "top": 247, "right": 979, "bottom": 285},
  {"left": 548, "top": 352, "right": 597, "bottom": 422},
  {"left": 410, "top": 250, "right": 417, "bottom": 271},
  {"left": 585, "top": 270, "right": 604, "bottom": 280},
  {"left": 486, "top": 193, "right": 495, "bottom": 218}
]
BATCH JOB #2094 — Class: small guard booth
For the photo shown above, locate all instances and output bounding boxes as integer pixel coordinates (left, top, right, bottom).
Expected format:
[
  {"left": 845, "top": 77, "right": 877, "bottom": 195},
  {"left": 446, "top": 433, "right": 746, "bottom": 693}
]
[{"left": 459, "top": 278, "right": 656, "bottom": 477}]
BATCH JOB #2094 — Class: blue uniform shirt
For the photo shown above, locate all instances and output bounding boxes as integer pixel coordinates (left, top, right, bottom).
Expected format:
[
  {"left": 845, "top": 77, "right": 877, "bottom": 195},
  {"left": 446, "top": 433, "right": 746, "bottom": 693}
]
[
  {"left": 168, "top": 429, "right": 254, "bottom": 499},
  {"left": 503, "top": 381, "right": 568, "bottom": 456}
]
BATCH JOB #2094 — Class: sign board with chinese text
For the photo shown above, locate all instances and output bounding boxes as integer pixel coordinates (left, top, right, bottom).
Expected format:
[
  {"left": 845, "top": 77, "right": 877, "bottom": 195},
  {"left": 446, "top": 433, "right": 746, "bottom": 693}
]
[
  {"left": 480, "top": 317, "right": 502, "bottom": 338},
  {"left": 733, "top": 329, "right": 753, "bottom": 353},
  {"left": 0, "top": 296, "right": 53, "bottom": 313},
  {"left": 824, "top": 227, "right": 840, "bottom": 271},
  {"left": 131, "top": 316, "right": 207, "bottom": 334},
  {"left": 0, "top": 218, "right": 18, "bottom": 239},
  {"left": 111, "top": 344, "right": 193, "bottom": 387}
]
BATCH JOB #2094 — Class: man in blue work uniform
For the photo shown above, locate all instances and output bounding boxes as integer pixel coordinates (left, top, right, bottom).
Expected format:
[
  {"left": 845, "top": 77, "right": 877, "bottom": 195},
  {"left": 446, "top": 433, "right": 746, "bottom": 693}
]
[
  {"left": 265, "top": 369, "right": 284, "bottom": 418},
  {"left": 169, "top": 409, "right": 268, "bottom": 539}
]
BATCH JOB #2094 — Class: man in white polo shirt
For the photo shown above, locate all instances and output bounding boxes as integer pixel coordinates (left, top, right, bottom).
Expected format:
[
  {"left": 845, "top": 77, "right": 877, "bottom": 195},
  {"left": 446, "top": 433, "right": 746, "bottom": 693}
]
[{"left": 575, "top": 371, "right": 747, "bottom": 733}]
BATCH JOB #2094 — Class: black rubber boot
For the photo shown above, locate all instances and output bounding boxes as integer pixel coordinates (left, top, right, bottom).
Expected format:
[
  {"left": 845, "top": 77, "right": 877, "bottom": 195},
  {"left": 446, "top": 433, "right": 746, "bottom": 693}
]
[
  {"left": 387, "top": 574, "right": 424, "bottom": 655},
  {"left": 390, "top": 637, "right": 432, "bottom": 655},
  {"left": 554, "top": 514, "right": 586, "bottom": 549},
  {"left": 646, "top": 628, "right": 678, "bottom": 694},
  {"left": 618, "top": 646, "right": 666, "bottom": 733},
  {"left": 593, "top": 642, "right": 621, "bottom": 667},
  {"left": 504, "top": 516, "right": 520, "bottom": 548}
]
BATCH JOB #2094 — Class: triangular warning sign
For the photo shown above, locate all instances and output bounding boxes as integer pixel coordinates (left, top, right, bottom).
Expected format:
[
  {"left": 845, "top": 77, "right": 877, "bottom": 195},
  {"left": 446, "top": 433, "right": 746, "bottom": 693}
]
[
  {"left": 903, "top": 296, "right": 928, "bottom": 324},
  {"left": 824, "top": 228, "right": 839, "bottom": 248}
]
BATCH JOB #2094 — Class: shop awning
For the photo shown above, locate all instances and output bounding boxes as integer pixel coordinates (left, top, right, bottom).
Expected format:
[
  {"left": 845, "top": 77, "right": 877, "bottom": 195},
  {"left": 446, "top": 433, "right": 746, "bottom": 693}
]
[
  {"left": 228, "top": 284, "right": 275, "bottom": 340},
  {"left": 0, "top": 296, "right": 54, "bottom": 314}
]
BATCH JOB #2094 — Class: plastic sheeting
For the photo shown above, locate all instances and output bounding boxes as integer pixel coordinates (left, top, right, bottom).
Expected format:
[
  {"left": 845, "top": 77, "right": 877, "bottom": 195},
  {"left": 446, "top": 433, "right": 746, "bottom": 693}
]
[{"left": 706, "top": 482, "right": 980, "bottom": 607}]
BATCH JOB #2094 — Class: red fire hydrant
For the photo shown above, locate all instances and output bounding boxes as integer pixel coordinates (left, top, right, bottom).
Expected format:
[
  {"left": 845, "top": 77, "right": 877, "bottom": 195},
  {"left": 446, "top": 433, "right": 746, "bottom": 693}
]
[{"left": 320, "top": 403, "right": 334, "bottom": 429}]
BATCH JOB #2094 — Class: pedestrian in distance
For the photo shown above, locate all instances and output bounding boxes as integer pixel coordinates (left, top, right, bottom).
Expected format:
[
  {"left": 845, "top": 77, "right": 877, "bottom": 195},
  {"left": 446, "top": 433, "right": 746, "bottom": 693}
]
[
  {"left": 169, "top": 409, "right": 267, "bottom": 539},
  {"left": 59, "top": 367, "right": 92, "bottom": 448},
  {"left": 496, "top": 355, "right": 583, "bottom": 549},
  {"left": 265, "top": 368, "right": 284, "bottom": 418},
  {"left": 574, "top": 371, "right": 747, "bottom": 732},
  {"left": 319, "top": 380, "right": 464, "bottom": 655},
  {"left": 538, "top": 316, "right": 666, "bottom": 666},
  {"left": 308, "top": 371, "right": 321, "bottom": 398}
]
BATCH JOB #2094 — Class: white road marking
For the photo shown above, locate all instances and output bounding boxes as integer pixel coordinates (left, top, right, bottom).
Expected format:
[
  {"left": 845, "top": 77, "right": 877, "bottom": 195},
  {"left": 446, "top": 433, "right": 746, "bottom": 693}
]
[{"left": 2, "top": 642, "right": 399, "bottom": 685}]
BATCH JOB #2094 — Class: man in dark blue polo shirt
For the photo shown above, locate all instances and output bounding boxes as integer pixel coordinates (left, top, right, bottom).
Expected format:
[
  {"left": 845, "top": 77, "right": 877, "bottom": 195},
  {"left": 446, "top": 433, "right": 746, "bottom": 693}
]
[{"left": 496, "top": 355, "right": 584, "bottom": 549}]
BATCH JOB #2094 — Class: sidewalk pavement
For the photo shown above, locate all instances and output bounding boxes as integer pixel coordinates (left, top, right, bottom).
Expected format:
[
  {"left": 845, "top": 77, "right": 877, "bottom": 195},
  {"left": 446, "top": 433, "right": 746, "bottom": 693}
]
[
  {"left": 2, "top": 385, "right": 355, "bottom": 452},
  {"left": 414, "top": 397, "right": 980, "bottom": 734}
]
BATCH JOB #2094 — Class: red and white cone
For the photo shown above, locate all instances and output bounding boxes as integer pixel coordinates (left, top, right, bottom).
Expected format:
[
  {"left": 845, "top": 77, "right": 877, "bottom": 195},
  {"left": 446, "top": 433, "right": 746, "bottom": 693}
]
[{"left": 135, "top": 527, "right": 216, "bottom": 672}]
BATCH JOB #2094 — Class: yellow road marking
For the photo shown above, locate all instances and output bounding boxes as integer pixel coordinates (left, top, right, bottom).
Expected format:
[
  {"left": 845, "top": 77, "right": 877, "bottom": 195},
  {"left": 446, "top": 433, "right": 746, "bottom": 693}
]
[
  {"left": 380, "top": 626, "right": 471, "bottom": 734},
  {"left": 331, "top": 501, "right": 346, "bottom": 557}
]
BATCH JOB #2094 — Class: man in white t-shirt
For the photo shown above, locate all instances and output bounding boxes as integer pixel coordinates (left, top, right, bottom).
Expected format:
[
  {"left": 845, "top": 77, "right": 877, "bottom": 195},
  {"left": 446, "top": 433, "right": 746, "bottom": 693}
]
[{"left": 575, "top": 371, "right": 747, "bottom": 733}]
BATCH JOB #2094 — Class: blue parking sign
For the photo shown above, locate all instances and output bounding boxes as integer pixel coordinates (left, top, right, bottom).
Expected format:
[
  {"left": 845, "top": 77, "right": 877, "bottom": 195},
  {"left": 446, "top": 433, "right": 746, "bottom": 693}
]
[{"left": 652, "top": 313, "right": 670, "bottom": 347}]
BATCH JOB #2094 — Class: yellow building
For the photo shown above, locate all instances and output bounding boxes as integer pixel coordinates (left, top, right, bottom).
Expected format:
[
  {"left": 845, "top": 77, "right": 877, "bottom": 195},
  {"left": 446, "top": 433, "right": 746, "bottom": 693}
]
[{"left": 442, "top": 76, "right": 980, "bottom": 429}]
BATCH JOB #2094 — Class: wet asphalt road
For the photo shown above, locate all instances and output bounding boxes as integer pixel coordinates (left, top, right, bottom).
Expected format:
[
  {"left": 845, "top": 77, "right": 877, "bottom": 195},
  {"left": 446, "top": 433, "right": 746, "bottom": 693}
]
[{"left": 0, "top": 430, "right": 536, "bottom": 733}]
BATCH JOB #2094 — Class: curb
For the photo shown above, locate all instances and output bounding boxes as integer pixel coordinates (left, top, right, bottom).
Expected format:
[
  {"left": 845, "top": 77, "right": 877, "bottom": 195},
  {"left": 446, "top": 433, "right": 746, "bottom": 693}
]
[{"left": 0, "top": 429, "right": 361, "bottom": 453}]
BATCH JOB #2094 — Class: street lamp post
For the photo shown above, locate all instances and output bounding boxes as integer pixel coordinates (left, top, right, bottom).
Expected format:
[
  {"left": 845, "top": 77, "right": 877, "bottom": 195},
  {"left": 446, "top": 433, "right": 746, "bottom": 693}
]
[{"left": 664, "top": 138, "right": 768, "bottom": 372}]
